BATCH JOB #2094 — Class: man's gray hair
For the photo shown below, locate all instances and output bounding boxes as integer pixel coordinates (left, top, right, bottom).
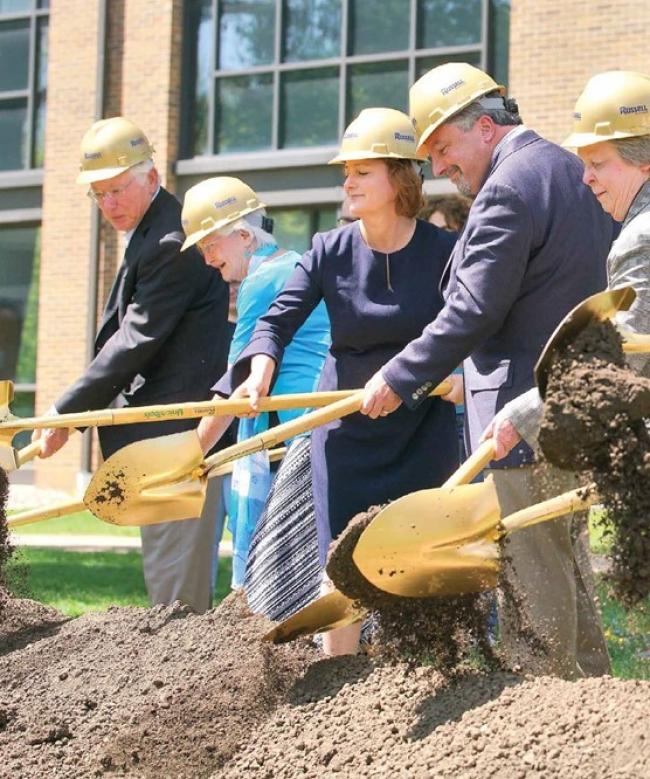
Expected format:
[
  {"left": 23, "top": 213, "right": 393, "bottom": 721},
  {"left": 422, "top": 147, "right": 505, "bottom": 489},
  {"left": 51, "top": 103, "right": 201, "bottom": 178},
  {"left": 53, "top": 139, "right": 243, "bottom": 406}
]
[
  {"left": 448, "top": 90, "right": 522, "bottom": 132},
  {"left": 129, "top": 158, "right": 155, "bottom": 183},
  {"left": 225, "top": 210, "right": 275, "bottom": 248},
  {"left": 612, "top": 134, "right": 650, "bottom": 168}
]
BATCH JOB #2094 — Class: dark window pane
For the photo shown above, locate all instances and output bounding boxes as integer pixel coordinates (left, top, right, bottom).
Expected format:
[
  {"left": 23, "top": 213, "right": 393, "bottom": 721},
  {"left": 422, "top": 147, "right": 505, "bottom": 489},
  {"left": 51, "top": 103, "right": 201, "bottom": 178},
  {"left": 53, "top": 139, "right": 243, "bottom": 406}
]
[
  {"left": 0, "top": 225, "right": 39, "bottom": 384},
  {"left": 269, "top": 208, "right": 312, "bottom": 253},
  {"left": 316, "top": 206, "right": 336, "bottom": 233},
  {"left": 38, "top": 0, "right": 49, "bottom": 8},
  {"left": 33, "top": 16, "right": 47, "bottom": 166},
  {"left": 186, "top": 0, "right": 212, "bottom": 156},
  {"left": 0, "top": 1, "right": 31, "bottom": 12},
  {"left": 215, "top": 74, "right": 273, "bottom": 152},
  {"left": 0, "top": 19, "right": 30, "bottom": 92},
  {"left": 281, "top": 67, "right": 338, "bottom": 148},
  {"left": 218, "top": 0, "right": 275, "bottom": 70},
  {"left": 416, "top": 50, "right": 482, "bottom": 79},
  {"left": 10, "top": 391, "right": 35, "bottom": 449},
  {"left": 488, "top": 0, "right": 510, "bottom": 86},
  {"left": 347, "top": 61, "right": 408, "bottom": 121},
  {"left": 0, "top": 97, "right": 27, "bottom": 169},
  {"left": 283, "top": 0, "right": 341, "bottom": 62},
  {"left": 349, "top": 0, "right": 410, "bottom": 55},
  {"left": 418, "top": 0, "right": 482, "bottom": 48}
]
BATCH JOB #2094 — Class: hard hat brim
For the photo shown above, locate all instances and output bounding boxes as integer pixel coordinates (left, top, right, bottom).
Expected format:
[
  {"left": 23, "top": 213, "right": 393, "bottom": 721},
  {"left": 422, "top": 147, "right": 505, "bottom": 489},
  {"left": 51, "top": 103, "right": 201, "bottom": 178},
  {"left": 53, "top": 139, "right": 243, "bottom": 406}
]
[
  {"left": 328, "top": 151, "right": 427, "bottom": 164},
  {"left": 76, "top": 164, "right": 135, "bottom": 185},
  {"left": 180, "top": 203, "right": 266, "bottom": 253},
  {"left": 562, "top": 129, "right": 648, "bottom": 149}
]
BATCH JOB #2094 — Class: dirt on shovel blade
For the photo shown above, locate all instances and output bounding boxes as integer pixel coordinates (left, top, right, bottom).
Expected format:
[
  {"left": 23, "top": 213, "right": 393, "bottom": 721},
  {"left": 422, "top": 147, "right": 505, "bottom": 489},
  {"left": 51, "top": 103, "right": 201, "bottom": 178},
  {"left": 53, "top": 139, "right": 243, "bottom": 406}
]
[{"left": 540, "top": 319, "right": 650, "bottom": 604}]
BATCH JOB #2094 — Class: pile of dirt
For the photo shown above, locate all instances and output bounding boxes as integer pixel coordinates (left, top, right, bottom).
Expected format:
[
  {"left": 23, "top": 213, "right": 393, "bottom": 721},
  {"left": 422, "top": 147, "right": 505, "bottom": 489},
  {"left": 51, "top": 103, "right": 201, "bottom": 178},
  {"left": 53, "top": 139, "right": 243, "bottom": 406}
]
[
  {"left": 0, "top": 590, "right": 648, "bottom": 778},
  {"left": 0, "top": 592, "right": 317, "bottom": 778},
  {"left": 0, "top": 467, "right": 12, "bottom": 615},
  {"left": 221, "top": 658, "right": 649, "bottom": 778},
  {"left": 326, "top": 508, "right": 498, "bottom": 668},
  {"left": 540, "top": 319, "right": 650, "bottom": 604}
]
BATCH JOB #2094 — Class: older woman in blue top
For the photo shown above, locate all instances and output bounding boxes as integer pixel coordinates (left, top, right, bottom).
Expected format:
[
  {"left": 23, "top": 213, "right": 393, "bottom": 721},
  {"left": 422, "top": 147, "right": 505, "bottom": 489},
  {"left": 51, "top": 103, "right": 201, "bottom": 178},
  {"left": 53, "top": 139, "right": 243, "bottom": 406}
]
[
  {"left": 181, "top": 177, "right": 330, "bottom": 601},
  {"left": 219, "top": 108, "right": 460, "bottom": 655}
]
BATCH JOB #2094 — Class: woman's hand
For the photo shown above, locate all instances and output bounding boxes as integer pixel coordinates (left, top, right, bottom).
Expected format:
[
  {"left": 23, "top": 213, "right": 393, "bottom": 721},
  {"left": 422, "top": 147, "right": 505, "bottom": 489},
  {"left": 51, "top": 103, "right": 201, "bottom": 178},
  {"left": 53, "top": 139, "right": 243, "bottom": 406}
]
[
  {"left": 196, "top": 398, "right": 233, "bottom": 455},
  {"left": 361, "top": 370, "right": 402, "bottom": 419},
  {"left": 232, "top": 354, "right": 276, "bottom": 417},
  {"left": 479, "top": 415, "right": 521, "bottom": 460},
  {"left": 441, "top": 373, "right": 464, "bottom": 405}
]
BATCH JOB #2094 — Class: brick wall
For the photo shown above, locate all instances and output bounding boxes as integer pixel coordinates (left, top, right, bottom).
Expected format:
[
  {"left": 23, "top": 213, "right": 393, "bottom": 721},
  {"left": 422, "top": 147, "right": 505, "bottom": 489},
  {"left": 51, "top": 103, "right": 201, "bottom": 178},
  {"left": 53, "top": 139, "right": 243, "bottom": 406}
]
[{"left": 509, "top": 0, "right": 650, "bottom": 144}]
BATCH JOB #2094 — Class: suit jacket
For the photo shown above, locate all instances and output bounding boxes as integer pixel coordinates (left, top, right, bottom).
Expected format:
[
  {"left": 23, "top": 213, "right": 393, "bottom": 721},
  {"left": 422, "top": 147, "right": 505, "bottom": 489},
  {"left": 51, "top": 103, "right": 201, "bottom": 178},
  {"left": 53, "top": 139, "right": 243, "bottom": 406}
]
[
  {"left": 382, "top": 129, "right": 616, "bottom": 468},
  {"left": 56, "top": 187, "right": 230, "bottom": 458}
]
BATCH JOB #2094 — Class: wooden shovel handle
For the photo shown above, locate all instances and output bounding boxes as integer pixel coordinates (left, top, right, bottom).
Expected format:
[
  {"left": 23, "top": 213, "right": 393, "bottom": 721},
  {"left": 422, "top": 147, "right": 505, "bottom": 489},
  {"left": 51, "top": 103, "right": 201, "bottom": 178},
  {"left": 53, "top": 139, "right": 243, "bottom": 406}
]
[
  {"left": 15, "top": 439, "right": 43, "bottom": 467},
  {"left": 621, "top": 329, "right": 650, "bottom": 353},
  {"left": 0, "top": 381, "right": 453, "bottom": 434},
  {"left": 7, "top": 498, "right": 86, "bottom": 529},
  {"left": 443, "top": 439, "right": 496, "bottom": 488},
  {"left": 500, "top": 484, "right": 597, "bottom": 534}
]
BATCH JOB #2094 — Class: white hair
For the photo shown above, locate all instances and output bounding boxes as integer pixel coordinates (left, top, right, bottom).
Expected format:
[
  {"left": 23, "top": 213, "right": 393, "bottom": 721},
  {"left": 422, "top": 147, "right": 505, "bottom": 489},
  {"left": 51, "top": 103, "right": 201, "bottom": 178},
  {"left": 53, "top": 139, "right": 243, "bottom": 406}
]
[
  {"left": 129, "top": 158, "right": 156, "bottom": 183},
  {"left": 612, "top": 135, "right": 650, "bottom": 168},
  {"left": 222, "top": 210, "right": 275, "bottom": 248}
]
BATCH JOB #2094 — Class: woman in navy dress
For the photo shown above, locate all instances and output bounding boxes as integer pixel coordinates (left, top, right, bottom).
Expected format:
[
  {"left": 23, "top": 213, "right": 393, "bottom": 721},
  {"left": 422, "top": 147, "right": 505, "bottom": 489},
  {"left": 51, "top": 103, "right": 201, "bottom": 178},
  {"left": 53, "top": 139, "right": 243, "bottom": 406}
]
[{"left": 223, "top": 108, "right": 460, "bottom": 654}]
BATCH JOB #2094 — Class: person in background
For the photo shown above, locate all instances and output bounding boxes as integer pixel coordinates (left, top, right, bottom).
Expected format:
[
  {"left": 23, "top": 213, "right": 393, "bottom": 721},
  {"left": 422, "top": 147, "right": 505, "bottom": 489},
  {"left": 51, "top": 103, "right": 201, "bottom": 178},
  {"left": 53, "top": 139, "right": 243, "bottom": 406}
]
[
  {"left": 484, "top": 70, "right": 650, "bottom": 457},
  {"left": 418, "top": 193, "right": 471, "bottom": 232},
  {"left": 360, "top": 63, "right": 615, "bottom": 679},
  {"left": 181, "top": 176, "right": 330, "bottom": 618},
  {"left": 337, "top": 196, "right": 358, "bottom": 227},
  {"left": 32, "top": 117, "right": 230, "bottom": 614},
  {"left": 221, "top": 108, "right": 460, "bottom": 655}
]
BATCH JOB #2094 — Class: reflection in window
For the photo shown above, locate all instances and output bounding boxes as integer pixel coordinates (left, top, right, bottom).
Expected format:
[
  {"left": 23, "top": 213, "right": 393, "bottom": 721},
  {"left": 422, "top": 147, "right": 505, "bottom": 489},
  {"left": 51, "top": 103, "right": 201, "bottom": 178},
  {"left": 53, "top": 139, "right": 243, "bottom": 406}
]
[
  {"left": 284, "top": 0, "right": 341, "bottom": 62},
  {"left": 349, "top": 0, "right": 410, "bottom": 55},
  {"left": 218, "top": 0, "right": 275, "bottom": 70},
  {"left": 418, "top": 0, "right": 482, "bottom": 48},
  {"left": 270, "top": 206, "right": 337, "bottom": 254},
  {"left": 215, "top": 74, "right": 273, "bottom": 152},
  {"left": 281, "top": 68, "right": 339, "bottom": 148},
  {"left": 0, "top": 3, "right": 49, "bottom": 170},
  {"left": 489, "top": 0, "right": 510, "bottom": 86},
  {"left": 348, "top": 61, "right": 408, "bottom": 121},
  {"left": 417, "top": 50, "right": 482, "bottom": 79}
]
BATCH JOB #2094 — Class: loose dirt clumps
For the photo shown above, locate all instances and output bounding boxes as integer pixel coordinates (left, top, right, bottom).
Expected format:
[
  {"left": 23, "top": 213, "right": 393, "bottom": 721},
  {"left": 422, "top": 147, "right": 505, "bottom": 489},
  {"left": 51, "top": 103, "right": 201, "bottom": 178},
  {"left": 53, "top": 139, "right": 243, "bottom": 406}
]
[
  {"left": 540, "top": 319, "right": 650, "bottom": 604},
  {"left": 0, "top": 467, "right": 13, "bottom": 616},
  {"left": 220, "top": 658, "right": 649, "bottom": 778},
  {"left": 326, "top": 507, "right": 499, "bottom": 668}
]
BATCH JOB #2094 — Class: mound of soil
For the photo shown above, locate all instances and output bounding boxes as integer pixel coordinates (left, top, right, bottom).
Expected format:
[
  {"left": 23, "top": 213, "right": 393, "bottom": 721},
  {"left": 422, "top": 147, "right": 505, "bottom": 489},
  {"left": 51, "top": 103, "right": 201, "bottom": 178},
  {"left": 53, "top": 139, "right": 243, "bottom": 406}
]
[
  {"left": 221, "top": 658, "right": 649, "bottom": 778},
  {"left": 0, "top": 592, "right": 317, "bottom": 778},
  {"left": 540, "top": 319, "right": 650, "bottom": 604}
]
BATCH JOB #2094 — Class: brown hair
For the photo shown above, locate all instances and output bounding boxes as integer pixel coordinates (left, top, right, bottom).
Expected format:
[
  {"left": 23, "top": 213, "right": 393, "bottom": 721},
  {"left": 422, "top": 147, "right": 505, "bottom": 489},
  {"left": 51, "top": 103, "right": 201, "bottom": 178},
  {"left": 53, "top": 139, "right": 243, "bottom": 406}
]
[
  {"left": 385, "top": 158, "right": 425, "bottom": 218},
  {"left": 418, "top": 194, "right": 472, "bottom": 232}
]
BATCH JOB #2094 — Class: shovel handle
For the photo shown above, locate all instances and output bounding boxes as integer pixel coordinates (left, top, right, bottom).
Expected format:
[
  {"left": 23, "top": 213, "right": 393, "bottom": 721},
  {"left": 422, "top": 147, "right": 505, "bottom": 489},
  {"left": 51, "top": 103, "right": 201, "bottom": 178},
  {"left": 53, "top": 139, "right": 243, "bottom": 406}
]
[
  {"left": 15, "top": 439, "right": 43, "bottom": 467},
  {"left": 443, "top": 439, "right": 496, "bottom": 488},
  {"left": 500, "top": 484, "right": 597, "bottom": 535},
  {"left": 621, "top": 329, "right": 650, "bottom": 353},
  {"left": 0, "top": 382, "right": 453, "bottom": 434},
  {"left": 7, "top": 498, "right": 87, "bottom": 529}
]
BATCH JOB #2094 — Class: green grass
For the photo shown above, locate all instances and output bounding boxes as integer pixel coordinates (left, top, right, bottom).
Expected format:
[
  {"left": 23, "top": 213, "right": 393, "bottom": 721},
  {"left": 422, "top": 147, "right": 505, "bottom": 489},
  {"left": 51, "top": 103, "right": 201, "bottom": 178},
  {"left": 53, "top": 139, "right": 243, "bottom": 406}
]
[
  {"left": 8, "top": 548, "right": 233, "bottom": 617},
  {"left": 597, "top": 582, "right": 649, "bottom": 680},
  {"left": 9, "top": 509, "right": 140, "bottom": 537}
]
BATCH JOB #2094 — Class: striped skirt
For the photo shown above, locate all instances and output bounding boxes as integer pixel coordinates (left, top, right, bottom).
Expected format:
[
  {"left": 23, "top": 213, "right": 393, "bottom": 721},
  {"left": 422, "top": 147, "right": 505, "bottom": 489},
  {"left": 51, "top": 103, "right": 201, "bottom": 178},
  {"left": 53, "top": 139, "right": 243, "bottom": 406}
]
[{"left": 243, "top": 436, "right": 321, "bottom": 622}]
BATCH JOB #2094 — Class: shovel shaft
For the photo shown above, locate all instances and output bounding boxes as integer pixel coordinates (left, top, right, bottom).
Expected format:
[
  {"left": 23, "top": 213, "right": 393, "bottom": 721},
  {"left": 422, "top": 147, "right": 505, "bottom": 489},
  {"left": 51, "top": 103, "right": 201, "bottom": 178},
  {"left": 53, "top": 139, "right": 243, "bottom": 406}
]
[
  {"left": 621, "top": 330, "right": 650, "bottom": 353},
  {"left": 15, "top": 439, "right": 43, "bottom": 467},
  {"left": 443, "top": 439, "right": 495, "bottom": 488},
  {"left": 0, "top": 381, "right": 453, "bottom": 435},
  {"left": 500, "top": 485, "right": 597, "bottom": 534},
  {"left": 7, "top": 498, "right": 87, "bottom": 529}
]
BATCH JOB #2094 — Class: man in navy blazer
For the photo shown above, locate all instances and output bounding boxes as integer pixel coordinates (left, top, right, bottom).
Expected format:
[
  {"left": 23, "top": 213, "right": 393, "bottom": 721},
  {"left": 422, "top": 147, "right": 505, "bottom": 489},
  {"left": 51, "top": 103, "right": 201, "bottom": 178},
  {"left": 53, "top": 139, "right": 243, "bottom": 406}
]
[
  {"left": 362, "top": 63, "right": 614, "bottom": 678},
  {"left": 32, "top": 117, "right": 230, "bottom": 613}
]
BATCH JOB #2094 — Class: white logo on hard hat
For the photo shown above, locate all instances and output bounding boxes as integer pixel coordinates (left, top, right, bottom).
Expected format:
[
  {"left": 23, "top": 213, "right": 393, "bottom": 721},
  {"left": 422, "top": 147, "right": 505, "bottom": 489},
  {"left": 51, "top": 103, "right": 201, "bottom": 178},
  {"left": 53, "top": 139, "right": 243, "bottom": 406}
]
[
  {"left": 620, "top": 104, "right": 648, "bottom": 115},
  {"left": 441, "top": 79, "right": 464, "bottom": 96},
  {"left": 214, "top": 196, "right": 237, "bottom": 209}
]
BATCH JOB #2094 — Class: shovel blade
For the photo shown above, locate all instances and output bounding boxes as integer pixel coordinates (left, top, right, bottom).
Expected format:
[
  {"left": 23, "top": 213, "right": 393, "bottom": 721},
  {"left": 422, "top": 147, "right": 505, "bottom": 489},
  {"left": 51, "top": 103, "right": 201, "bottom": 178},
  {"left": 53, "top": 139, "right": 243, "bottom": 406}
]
[
  {"left": 352, "top": 479, "right": 502, "bottom": 597},
  {"left": 0, "top": 444, "right": 18, "bottom": 471},
  {"left": 262, "top": 590, "right": 366, "bottom": 644},
  {"left": 535, "top": 286, "right": 636, "bottom": 397},
  {"left": 84, "top": 430, "right": 207, "bottom": 526}
]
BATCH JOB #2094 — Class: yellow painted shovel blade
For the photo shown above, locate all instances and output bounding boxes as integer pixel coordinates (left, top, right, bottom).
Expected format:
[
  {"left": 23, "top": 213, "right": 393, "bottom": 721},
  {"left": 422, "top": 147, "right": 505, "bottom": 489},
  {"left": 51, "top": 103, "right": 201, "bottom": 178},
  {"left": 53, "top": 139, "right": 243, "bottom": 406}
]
[{"left": 84, "top": 430, "right": 206, "bottom": 526}]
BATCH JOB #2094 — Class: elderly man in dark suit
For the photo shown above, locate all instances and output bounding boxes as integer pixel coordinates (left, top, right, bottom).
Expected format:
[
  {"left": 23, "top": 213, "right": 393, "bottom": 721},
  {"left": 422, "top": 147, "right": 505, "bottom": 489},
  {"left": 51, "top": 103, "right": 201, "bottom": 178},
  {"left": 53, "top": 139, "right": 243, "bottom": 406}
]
[
  {"left": 361, "top": 63, "right": 615, "bottom": 678},
  {"left": 32, "top": 117, "right": 230, "bottom": 613}
]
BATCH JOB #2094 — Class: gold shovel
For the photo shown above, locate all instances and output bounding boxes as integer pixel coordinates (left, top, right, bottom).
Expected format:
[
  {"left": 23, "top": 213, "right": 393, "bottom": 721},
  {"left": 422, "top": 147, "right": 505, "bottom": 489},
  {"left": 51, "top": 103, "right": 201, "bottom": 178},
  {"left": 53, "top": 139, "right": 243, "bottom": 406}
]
[
  {"left": 352, "top": 476, "right": 595, "bottom": 597},
  {"left": 262, "top": 439, "right": 497, "bottom": 643},
  {"left": 535, "top": 286, "right": 650, "bottom": 397},
  {"left": 83, "top": 380, "right": 453, "bottom": 527}
]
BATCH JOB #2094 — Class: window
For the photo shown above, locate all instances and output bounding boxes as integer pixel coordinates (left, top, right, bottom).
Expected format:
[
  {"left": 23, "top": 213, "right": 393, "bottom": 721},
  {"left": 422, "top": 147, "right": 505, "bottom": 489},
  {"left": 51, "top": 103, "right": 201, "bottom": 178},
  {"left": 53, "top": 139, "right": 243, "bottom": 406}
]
[
  {"left": 270, "top": 205, "right": 336, "bottom": 253},
  {"left": 0, "top": 0, "right": 48, "bottom": 171},
  {"left": 182, "top": 0, "right": 509, "bottom": 160},
  {"left": 0, "top": 224, "right": 39, "bottom": 445}
]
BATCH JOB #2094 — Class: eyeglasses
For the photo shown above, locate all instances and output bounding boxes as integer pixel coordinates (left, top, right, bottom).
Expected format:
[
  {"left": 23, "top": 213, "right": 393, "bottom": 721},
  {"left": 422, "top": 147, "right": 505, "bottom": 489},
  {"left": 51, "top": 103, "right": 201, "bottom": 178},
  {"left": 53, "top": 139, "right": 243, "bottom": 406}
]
[{"left": 87, "top": 177, "right": 136, "bottom": 204}]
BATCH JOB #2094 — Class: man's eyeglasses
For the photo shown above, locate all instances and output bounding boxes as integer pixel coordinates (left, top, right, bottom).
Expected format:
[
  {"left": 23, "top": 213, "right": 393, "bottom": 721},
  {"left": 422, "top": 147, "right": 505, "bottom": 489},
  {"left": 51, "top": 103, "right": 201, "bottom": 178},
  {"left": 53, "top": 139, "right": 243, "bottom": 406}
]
[{"left": 87, "top": 177, "right": 136, "bottom": 204}]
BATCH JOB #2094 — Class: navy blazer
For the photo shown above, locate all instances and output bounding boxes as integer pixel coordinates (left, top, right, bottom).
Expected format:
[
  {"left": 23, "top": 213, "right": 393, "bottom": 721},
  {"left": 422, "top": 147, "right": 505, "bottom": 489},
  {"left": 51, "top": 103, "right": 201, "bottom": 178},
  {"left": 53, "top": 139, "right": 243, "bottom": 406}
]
[
  {"left": 56, "top": 187, "right": 230, "bottom": 457},
  {"left": 382, "top": 129, "right": 615, "bottom": 468}
]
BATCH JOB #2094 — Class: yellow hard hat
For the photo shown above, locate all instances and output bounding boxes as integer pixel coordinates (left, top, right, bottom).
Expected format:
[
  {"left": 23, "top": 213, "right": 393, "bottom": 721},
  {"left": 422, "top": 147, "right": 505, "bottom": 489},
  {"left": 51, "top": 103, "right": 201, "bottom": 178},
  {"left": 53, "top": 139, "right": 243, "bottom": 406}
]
[
  {"left": 180, "top": 176, "right": 265, "bottom": 252},
  {"left": 328, "top": 107, "right": 427, "bottom": 164},
  {"left": 77, "top": 116, "right": 155, "bottom": 184},
  {"left": 409, "top": 62, "right": 505, "bottom": 152},
  {"left": 563, "top": 70, "right": 650, "bottom": 149}
]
